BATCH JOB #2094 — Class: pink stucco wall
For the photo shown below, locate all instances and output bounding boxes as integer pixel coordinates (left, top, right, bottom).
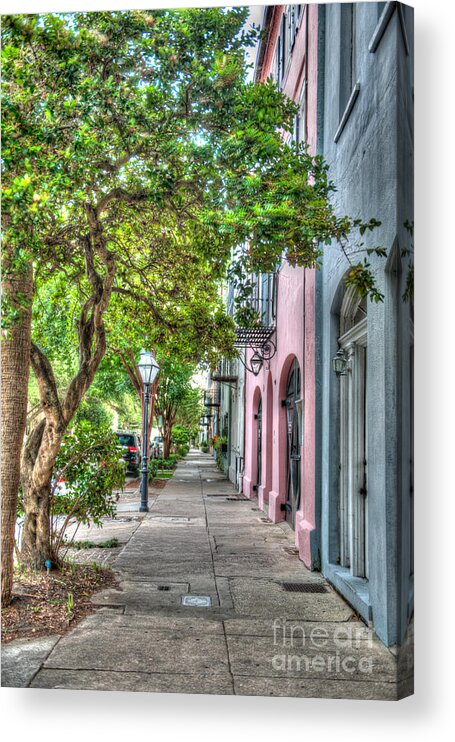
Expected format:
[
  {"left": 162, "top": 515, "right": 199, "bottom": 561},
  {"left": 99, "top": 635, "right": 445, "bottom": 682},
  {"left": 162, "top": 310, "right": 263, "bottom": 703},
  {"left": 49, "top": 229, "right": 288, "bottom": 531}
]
[{"left": 242, "top": 5, "right": 318, "bottom": 569}]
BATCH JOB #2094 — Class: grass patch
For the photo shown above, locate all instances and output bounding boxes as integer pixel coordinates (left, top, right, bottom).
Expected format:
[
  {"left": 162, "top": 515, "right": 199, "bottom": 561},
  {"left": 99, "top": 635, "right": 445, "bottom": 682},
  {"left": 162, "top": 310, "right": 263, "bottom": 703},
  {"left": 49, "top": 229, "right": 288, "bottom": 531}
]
[
  {"left": 66, "top": 537, "right": 119, "bottom": 550},
  {"left": 155, "top": 471, "right": 174, "bottom": 479}
]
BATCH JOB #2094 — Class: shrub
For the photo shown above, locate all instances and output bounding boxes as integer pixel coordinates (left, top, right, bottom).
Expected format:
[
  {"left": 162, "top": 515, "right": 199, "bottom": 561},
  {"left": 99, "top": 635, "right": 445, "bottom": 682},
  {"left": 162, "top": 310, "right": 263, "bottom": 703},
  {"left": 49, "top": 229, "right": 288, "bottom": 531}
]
[
  {"left": 148, "top": 460, "right": 159, "bottom": 481},
  {"left": 176, "top": 444, "right": 189, "bottom": 458},
  {"left": 51, "top": 421, "right": 126, "bottom": 562},
  {"left": 157, "top": 457, "right": 178, "bottom": 470}
]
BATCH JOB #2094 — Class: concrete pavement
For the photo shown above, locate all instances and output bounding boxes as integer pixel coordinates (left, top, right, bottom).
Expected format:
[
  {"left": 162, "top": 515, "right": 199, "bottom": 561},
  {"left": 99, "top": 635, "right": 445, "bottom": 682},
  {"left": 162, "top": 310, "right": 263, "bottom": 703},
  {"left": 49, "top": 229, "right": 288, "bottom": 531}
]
[{"left": 2, "top": 451, "right": 413, "bottom": 699}]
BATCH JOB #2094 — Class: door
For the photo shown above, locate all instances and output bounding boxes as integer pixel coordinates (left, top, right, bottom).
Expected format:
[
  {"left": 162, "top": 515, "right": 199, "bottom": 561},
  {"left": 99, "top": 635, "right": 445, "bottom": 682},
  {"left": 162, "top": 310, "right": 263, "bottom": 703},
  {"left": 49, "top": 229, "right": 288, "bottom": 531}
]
[
  {"left": 285, "top": 359, "right": 301, "bottom": 528},
  {"left": 256, "top": 397, "right": 262, "bottom": 491},
  {"left": 339, "top": 319, "right": 368, "bottom": 578}
]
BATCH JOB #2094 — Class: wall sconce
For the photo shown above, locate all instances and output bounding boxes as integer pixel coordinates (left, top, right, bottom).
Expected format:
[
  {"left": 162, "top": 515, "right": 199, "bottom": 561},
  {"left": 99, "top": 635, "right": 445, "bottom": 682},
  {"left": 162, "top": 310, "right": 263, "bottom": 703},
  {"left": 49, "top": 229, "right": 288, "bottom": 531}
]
[
  {"left": 332, "top": 348, "right": 348, "bottom": 377},
  {"left": 250, "top": 351, "right": 263, "bottom": 376}
]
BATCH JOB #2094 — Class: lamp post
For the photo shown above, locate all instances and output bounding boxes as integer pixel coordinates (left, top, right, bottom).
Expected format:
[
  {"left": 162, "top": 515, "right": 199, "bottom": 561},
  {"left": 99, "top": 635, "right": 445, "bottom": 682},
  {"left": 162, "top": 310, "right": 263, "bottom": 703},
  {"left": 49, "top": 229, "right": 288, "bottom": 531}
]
[{"left": 138, "top": 350, "right": 160, "bottom": 512}]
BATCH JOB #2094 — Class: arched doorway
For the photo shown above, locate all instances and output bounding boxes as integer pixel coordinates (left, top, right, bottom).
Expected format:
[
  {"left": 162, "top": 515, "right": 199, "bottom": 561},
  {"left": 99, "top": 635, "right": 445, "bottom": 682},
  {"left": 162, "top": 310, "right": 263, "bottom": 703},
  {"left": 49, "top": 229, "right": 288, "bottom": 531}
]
[
  {"left": 256, "top": 397, "right": 262, "bottom": 493},
  {"left": 285, "top": 358, "right": 301, "bottom": 528},
  {"left": 338, "top": 289, "right": 368, "bottom": 578}
]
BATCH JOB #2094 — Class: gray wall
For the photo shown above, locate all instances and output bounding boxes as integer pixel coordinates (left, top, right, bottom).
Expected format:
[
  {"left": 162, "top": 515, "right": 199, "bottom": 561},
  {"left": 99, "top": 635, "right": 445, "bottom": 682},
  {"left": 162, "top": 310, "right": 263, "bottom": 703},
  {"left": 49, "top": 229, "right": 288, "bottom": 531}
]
[{"left": 317, "top": 2, "right": 414, "bottom": 646}]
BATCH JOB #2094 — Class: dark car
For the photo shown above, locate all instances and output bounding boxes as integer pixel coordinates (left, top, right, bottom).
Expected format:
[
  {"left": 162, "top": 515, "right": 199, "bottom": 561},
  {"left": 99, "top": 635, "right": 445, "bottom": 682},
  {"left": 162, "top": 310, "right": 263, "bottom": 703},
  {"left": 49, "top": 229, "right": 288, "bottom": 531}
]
[{"left": 116, "top": 431, "right": 141, "bottom": 475}]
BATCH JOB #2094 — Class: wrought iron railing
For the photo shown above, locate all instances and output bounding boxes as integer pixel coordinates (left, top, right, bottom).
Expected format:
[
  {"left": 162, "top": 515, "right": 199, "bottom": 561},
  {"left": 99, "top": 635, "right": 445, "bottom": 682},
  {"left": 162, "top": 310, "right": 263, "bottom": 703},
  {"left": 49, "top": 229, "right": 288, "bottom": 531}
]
[{"left": 204, "top": 389, "right": 220, "bottom": 408}]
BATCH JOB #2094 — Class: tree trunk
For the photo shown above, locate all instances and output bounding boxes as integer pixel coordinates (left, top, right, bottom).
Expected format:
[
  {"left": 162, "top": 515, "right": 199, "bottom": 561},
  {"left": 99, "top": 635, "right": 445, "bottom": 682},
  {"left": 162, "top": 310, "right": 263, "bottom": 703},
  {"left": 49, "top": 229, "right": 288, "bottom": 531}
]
[
  {"left": 163, "top": 428, "right": 172, "bottom": 459},
  {"left": 20, "top": 483, "right": 52, "bottom": 568},
  {"left": 21, "top": 421, "right": 63, "bottom": 568},
  {"left": 1, "top": 260, "right": 33, "bottom": 605}
]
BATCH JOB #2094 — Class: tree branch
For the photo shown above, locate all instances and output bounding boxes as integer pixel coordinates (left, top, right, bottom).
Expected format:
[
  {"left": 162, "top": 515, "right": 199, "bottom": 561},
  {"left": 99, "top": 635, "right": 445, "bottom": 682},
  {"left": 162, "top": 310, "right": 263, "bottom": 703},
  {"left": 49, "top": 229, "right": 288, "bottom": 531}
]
[{"left": 30, "top": 344, "right": 65, "bottom": 430}]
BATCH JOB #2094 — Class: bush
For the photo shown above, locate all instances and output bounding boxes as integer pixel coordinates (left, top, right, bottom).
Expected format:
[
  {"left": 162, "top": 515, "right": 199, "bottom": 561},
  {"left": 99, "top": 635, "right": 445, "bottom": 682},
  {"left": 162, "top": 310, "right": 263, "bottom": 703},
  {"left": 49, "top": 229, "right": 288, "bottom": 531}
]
[
  {"left": 176, "top": 444, "right": 189, "bottom": 458},
  {"left": 148, "top": 460, "right": 159, "bottom": 481},
  {"left": 157, "top": 457, "right": 178, "bottom": 470},
  {"left": 201, "top": 443, "right": 209, "bottom": 453},
  {"left": 51, "top": 421, "right": 126, "bottom": 562}
]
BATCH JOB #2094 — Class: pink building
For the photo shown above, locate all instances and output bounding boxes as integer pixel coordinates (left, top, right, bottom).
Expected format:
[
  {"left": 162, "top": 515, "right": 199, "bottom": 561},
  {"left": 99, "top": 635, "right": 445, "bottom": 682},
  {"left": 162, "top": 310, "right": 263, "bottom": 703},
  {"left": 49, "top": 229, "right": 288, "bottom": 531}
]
[{"left": 242, "top": 5, "right": 319, "bottom": 569}]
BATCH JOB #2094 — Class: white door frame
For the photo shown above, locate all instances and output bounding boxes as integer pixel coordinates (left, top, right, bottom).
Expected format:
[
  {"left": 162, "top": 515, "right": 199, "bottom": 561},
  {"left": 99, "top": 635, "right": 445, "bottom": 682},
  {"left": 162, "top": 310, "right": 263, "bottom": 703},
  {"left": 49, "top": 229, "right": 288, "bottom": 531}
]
[{"left": 338, "top": 316, "right": 368, "bottom": 579}]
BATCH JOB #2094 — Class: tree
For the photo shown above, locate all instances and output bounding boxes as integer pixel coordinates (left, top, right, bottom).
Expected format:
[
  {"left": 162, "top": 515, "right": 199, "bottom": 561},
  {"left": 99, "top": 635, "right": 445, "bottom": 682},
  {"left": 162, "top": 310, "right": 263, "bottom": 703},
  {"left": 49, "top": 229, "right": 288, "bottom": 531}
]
[
  {"left": 154, "top": 359, "right": 198, "bottom": 459},
  {"left": 2, "top": 9, "right": 248, "bottom": 569},
  {"left": 174, "top": 386, "right": 203, "bottom": 437},
  {"left": 104, "top": 228, "right": 236, "bottom": 458}
]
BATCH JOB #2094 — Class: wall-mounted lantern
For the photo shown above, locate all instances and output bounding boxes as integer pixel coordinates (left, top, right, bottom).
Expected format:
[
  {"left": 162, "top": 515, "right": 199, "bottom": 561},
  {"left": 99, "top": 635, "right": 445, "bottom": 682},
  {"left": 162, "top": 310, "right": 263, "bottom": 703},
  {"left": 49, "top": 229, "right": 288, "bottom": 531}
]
[
  {"left": 250, "top": 351, "right": 263, "bottom": 376},
  {"left": 332, "top": 348, "right": 348, "bottom": 377}
]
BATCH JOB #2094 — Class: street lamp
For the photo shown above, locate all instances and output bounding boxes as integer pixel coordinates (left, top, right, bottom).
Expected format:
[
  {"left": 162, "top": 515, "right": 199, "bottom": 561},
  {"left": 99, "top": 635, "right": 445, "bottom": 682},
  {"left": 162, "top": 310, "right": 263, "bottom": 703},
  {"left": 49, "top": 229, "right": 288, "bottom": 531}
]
[{"left": 138, "top": 350, "right": 160, "bottom": 512}]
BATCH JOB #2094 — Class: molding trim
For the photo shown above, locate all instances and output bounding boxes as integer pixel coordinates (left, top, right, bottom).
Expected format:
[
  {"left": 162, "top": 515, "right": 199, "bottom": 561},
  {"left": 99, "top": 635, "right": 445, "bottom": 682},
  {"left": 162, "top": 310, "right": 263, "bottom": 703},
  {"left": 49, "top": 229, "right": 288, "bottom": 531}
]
[
  {"left": 397, "top": 3, "right": 410, "bottom": 56},
  {"left": 338, "top": 318, "right": 368, "bottom": 349},
  {"left": 334, "top": 83, "right": 360, "bottom": 143},
  {"left": 368, "top": 1, "right": 395, "bottom": 53},
  {"left": 369, "top": 2, "right": 410, "bottom": 57}
]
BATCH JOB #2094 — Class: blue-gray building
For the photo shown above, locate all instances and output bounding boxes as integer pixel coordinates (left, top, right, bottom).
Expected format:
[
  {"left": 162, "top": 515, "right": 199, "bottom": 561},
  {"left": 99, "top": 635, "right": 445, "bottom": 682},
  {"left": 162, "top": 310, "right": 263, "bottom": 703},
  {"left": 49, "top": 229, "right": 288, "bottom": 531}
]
[{"left": 316, "top": 2, "right": 414, "bottom": 647}]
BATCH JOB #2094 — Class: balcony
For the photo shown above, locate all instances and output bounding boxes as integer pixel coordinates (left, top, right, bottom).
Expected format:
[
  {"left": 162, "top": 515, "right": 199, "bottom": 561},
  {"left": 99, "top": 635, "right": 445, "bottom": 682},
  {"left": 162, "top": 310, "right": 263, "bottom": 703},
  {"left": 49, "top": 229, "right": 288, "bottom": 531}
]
[
  {"left": 234, "top": 326, "right": 275, "bottom": 347},
  {"left": 210, "top": 359, "right": 238, "bottom": 384},
  {"left": 204, "top": 389, "right": 220, "bottom": 408},
  {"left": 234, "top": 273, "right": 277, "bottom": 350}
]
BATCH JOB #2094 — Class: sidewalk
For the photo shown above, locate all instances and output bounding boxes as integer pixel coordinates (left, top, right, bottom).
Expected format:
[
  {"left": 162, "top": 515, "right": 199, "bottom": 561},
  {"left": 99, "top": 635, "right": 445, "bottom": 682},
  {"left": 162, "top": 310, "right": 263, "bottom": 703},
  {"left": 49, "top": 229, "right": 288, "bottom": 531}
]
[{"left": 1, "top": 451, "right": 412, "bottom": 699}]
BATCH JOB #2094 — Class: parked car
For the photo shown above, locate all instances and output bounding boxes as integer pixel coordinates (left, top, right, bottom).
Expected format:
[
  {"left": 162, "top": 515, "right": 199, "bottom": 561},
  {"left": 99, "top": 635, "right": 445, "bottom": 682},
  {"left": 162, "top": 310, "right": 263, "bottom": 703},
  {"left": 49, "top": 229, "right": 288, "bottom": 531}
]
[
  {"left": 116, "top": 431, "right": 141, "bottom": 474},
  {"left": 151, "top": 436, "right": 163, "bottom": 459}
]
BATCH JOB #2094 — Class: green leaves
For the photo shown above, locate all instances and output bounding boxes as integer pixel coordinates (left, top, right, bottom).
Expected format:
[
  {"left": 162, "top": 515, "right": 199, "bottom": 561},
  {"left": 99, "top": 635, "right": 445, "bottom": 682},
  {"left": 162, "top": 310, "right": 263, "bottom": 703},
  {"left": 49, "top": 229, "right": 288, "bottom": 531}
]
[
  {"left": 343, "top": 261, "right": 384, "bottom": 304},
  {"left": 53, "top": 420, "right": 126, "bottom": 526}
]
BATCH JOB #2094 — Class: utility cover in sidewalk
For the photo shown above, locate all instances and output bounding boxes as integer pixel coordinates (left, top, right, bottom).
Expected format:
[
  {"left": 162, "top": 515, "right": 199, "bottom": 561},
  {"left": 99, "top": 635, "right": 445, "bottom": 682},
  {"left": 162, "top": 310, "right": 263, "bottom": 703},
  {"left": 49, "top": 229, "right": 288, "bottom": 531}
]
[
  {"left": 281, "top": 583, "right": 328, "bottom": 593},
  {"left": 181, "top": 595, "right": 212, "bottom": 607},
  {"left": 151, "top": 516, "right": 191, "bottom": 523}
]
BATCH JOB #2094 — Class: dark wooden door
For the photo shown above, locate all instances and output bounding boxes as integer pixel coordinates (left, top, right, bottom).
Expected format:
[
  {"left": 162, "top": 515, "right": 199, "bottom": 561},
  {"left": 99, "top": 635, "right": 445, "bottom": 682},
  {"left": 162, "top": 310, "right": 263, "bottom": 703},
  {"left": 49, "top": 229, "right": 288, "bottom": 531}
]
[
  {"left": 256, "top": 397, "right": 262, "bottom": 490},
  {"left": 285, "top": 360, "right": 301, "bottom": 528}
]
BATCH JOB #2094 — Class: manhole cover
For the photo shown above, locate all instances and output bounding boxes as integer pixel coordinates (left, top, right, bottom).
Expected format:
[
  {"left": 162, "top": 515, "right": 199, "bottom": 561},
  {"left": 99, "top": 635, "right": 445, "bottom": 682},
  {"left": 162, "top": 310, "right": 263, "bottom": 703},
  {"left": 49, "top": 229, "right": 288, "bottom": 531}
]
[
  {"left": 151, "top": 516, "right": 190, "bottom": 523},
  {"left": 181, "top": 595, "right": 212, "bottom": 607},
  {"left": 280, "top": 583, "right": 328, "bottom": 593},
  {"left": 157, "top": 585, "right": 171, "bottom": 591}
]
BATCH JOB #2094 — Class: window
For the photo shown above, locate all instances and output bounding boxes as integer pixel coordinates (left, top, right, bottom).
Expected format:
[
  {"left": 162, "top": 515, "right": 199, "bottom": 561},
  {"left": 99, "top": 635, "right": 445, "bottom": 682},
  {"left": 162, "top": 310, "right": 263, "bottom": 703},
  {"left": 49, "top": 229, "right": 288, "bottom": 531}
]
[
  {"left": 294, "top": 79, "right": 307, "bottom": 144},
  {"left": 272, "top": 12, "right": 287, "bottom": 88},
  {"left": 259, "top": 272, "right": 277, "bottom": 326},
  {"left": 339, "top": 3, "right": 357, "bottom": 118}
]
